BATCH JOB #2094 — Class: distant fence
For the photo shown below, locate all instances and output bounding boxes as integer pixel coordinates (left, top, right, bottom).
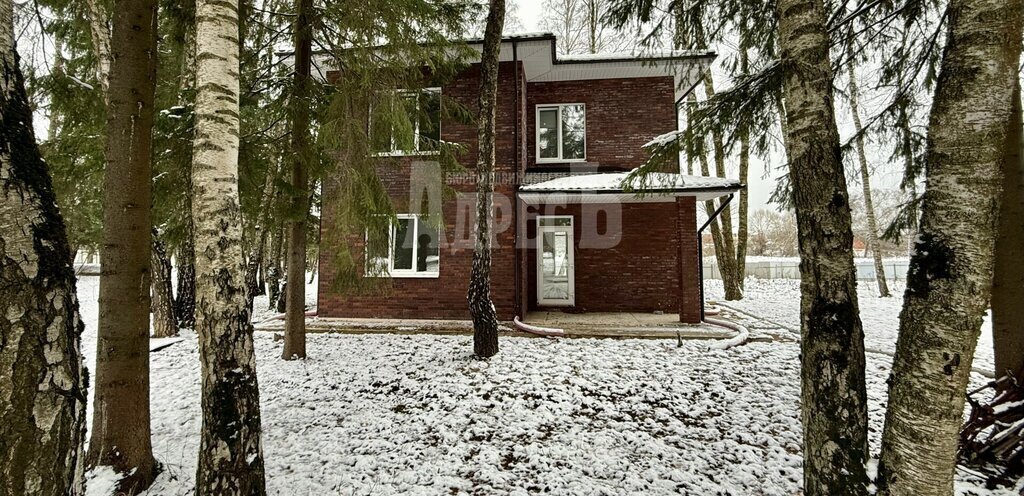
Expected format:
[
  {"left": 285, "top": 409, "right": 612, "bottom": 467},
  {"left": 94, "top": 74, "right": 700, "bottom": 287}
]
[{"left": 703, "top": 258, "right": 910, "bottom": 281}]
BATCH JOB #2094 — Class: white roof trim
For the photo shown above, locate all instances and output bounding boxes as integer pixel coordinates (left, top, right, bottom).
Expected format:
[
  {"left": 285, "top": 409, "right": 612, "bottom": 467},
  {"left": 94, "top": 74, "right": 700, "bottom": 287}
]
[
  {"left": 463, "top": 37, "right": 713, "bottom": 102},
  {"left": 521, "top": 171, "right": 741, "bottom": 191},
  {"left": 519, "top": 172, "right": 741, "bottom": 203}
]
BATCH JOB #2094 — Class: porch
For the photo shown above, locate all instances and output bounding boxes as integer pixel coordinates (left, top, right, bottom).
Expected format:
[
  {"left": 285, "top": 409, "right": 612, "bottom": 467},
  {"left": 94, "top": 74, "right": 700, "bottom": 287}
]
[
  {"left": 517, "top": 171, "right": 744, "bottom": 324},
  {"left": 255, "top": 313, "right": 737, "bottom": 340}
]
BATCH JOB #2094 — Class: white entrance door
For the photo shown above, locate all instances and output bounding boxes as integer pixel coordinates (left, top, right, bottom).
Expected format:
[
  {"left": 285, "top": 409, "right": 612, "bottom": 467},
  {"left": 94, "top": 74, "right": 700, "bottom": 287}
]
[{"left": 537, "top": 216, "right": 574, "bottom": 306}]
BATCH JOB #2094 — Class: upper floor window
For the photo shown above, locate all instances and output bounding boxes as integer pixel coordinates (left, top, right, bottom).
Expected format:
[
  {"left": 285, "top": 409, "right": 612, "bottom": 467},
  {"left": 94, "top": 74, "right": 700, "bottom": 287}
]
[
  {"left": 371, "top": 88, "right": 441, "bottom": 155},
  {"left": 366, "top": 214, "right": 440, "bottom": 278},
  {"left": 536, "top": 103, "right": 586, "bottom": 162}
]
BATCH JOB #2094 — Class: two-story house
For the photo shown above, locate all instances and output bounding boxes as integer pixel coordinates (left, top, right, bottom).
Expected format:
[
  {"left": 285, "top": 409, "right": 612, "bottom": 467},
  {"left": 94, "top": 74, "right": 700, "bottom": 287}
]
[{"left": 316, "top": 33, "right": 742, "bottom": 325}]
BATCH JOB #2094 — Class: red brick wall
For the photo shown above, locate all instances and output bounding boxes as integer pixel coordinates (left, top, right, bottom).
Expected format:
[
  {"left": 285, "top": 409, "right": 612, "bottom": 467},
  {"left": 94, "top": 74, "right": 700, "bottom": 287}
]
[
  {"left": 318, "top": 65, "right": 701, "bottom": 322},
  {"left": 522, "top": 201, "right": 697, "bottom": 315},
  {"left": 317, "top": 61, "right": 525, "bottom": 320},
  {"left": 525, "top": 77, "right": 678, "bottom": 171},
  {"left": 676, "top": 197, "right": 700, "bottom": 323}
]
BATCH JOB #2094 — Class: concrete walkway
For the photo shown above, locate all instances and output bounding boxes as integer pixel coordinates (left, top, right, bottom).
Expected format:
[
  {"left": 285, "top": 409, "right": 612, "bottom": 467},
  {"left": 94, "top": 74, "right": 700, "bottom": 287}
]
[{"left": 255, "top": 312, "right": 737, "bottom": 340}]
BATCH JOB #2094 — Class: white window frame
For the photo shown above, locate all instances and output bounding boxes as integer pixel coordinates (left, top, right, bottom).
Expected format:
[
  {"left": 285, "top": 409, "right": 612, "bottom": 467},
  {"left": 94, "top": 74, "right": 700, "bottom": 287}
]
[
  {"left": 535, "top": 103, "right": 587, "bottom": 163},
  {"left": 365, "top": 214, "right": 440, "bottom": 279},
  {"left": 536, "top": 215, "right": 575, "bottom": 306},
  {"left": 372, "top": 87, "right": 442, "bottom": 157}
]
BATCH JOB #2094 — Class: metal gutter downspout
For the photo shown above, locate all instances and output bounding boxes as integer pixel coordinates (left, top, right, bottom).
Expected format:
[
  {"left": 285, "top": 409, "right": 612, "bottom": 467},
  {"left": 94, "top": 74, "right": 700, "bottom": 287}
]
[
  {"left": 697, "top": 193, "right": 734, "bottom": 322},
  {"left": 512, "top": 38, "right": 522, "bottom": 318}
]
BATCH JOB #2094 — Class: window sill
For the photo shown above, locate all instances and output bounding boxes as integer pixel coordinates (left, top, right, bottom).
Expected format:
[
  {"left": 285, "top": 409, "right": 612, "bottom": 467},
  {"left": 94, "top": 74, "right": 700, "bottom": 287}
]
[
  {"left": 536, "top": 158, "right": 588, "bottom": 164},
  {"left": 364, "top": 272, "right": 440, "bottom": 279}
]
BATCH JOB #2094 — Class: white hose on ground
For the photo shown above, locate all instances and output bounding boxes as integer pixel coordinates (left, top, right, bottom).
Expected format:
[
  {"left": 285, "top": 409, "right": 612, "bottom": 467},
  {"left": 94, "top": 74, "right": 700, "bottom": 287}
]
[
  {"left": 513, "top": 316, "right": 566, "bottom": 337},
  {"left": 704, "top": 305, "right": 722, "bottom": 316},
  {"left": 704, "top": 316, "right": 749, "bottom": 350}
]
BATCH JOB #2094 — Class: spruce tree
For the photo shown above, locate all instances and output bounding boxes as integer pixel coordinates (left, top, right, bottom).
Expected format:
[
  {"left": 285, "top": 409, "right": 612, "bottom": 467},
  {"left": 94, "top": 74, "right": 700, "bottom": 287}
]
[{"left": 86, "top": 0, "right": 160, "bottom": 491}]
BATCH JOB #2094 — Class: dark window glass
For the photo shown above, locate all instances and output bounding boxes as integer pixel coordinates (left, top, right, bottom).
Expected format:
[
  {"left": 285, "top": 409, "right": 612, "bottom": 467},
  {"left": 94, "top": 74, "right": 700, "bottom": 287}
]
[
  {"left": 419, "top": 91, "right": 441, "bottom": 152},
  {"left": 416, "top": 218, "right": 440, "bottom": 273},
  {"left": 392, "top": 218, "right": 413, "bottom": 270}
]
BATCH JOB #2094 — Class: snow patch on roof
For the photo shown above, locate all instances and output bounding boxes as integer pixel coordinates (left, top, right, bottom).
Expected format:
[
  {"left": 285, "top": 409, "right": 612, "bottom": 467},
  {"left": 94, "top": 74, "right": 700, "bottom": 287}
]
[
  {"left": 520, "top": 171, "right": 741, "bottom": 192},
  {"left": 560, "top": 50, "right": 713, "bottom": 62}
]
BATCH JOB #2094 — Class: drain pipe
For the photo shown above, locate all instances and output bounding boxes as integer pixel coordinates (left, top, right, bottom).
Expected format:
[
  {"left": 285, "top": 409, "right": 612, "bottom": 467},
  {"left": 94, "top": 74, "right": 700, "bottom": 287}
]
[
  {"left": 697, "top": 193, "right": 734, "bottom": 322},
  {"left": 696, "top": 194, "right": 750, "bottom": 349}
]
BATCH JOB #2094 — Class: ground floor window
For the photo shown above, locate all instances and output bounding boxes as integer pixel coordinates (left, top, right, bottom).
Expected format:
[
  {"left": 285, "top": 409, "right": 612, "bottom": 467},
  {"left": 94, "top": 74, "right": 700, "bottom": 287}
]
[{"left": 366, "top": 214, "right": 440, "bottom": 278}]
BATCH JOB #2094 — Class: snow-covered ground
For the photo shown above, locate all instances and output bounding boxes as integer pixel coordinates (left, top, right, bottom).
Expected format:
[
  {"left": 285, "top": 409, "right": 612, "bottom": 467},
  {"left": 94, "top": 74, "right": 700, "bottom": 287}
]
[
  {"left": 705, "top": 278, "right": 997, "bottom": 376},
  {"left": 73, "top": 275, "right": 1016, "bottom": 495}
]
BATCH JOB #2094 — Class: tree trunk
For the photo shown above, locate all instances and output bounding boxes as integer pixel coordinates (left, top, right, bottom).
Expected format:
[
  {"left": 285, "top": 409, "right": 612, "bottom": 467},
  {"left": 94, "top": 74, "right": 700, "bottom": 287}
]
[
  {"left": 175, "top": 222, "right": 196, "bottom": 328},
  {"left": 736, "top": 48, "right": 750, "bottom": 288},
  {"left": 191, "top": 0, "right": 267, "bottom": 492},
  {"left": 686, "top": 24, "right": 741, "bottom": 301},
  {"left": 276, "top": 281, "right": 287, "bottom": 313},
  {"left": 876, "top": 0, "right": 1023, "bottom": 493},
  {"left": 702, "top": 72, "right": 741, "bottom": 300},
  {"left": 992, "top": 81, "right": 1024, "bottom": 382},
  {"left": 282, "top": 0, "right": 312, "bottom": 360},
  {"left": 84, "top": 0, "right": 110, "bottom": 99},
  {"left": 846, "top": 42, "right": 890, "bottom": 297},
  {"left": 683, "top": 92, "right": 728, "bottom": 284},
  {"left": 775, "top": 0, "right": 870, "bottom": 493},
  {"left": 468, "top": 0, "right": 505, "bottom": 359},
  {"left": 47, "top": 37, "right": 64, "bottom": 140},
  {"left": 86, "top": 0, "right": 160, "bottom": 491},
  {"left": 257, "top": 258, "right": 266, "bottom": 295},
  {"left": 587, "top": 0, "right": 597, "bottom": 53},
  {"left": 698, "top": 145, "right": 731, "bottom": 283},
  {"left": 246, "top": 160, "right": 278, "bottom": 312},
  {"left": 152, "top": 229, "right": 178, "bottom": 338},
  {"left": 267, "top": 226, "right": 283, "bottom": 310},
  {"left": 0, "top": 2, "right": 87, "bottom": 492}
]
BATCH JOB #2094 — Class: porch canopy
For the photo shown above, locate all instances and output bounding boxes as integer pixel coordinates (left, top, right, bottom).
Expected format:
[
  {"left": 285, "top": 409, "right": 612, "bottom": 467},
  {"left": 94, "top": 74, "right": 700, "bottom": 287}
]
[
  {"left": 518, "top": 171, "right": 744, "bottom": 324},
  {"left": 518, "top": 171, "right": 742, "bottom": 204}
]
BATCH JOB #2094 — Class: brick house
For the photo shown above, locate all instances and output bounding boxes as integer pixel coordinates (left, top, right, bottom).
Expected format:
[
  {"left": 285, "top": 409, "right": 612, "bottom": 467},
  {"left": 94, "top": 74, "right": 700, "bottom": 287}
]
[{"left": 316, "top": 33, "right": 742, "bottom": 324}]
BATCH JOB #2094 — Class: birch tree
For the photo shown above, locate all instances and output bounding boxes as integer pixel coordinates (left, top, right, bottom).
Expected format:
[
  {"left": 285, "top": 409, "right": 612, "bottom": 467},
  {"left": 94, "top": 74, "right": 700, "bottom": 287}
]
[
  {"left": 845, "top": 38, "right": 890, "bottom": 297},
  {"left": 541, "top": 0, "right": 632, "bottom": 54},
  {"left": 152, "top": 229, "right": 178, "bottom": 338},
  {"left": 776, "top": 0, "right": 869, "bottom": 492},
  {"left": 672, "top": 10, "right": 743, "bottom": 300},
  {"left": 86, "top": 0, "right": 160, "bottom": 491},
  {"left": 85, "top": 0, "right": 110, "bottom": 98},
  {"left": 468, "top": 0, "right": 505, "bottom": 358},
  {"left": 877, "top": 0, "right": 1024, "bottom": 491},
  {"left": 191, "top": 0, "right": 266, "bottom": 491},
  {"left": 0, "top": 0, "right": 87, "bottom": 491}
]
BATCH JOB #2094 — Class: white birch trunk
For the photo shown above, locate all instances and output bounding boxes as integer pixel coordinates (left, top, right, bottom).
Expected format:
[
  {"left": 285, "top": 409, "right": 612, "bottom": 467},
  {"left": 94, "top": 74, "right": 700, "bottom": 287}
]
[
  {"left": 84, "top": 0, "right": 110, "bottom": 99},
  {"left": 0, "top": 1, "right": 87, "bottom": 492},
  {"left": 877, "top": 0, "right": 1024, "bottom": 493},
  {"left": 191, "top": 0, "right": 266, "bottom": 492},
  {"left": 776, "top": 0, "right": 870, "bottom": 493},
  {"left": 845, "top": 48, "right": 890, "bottom": 297}
]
